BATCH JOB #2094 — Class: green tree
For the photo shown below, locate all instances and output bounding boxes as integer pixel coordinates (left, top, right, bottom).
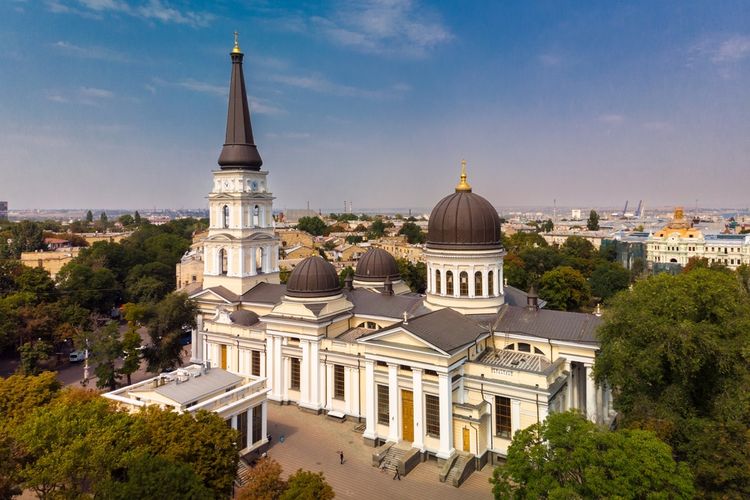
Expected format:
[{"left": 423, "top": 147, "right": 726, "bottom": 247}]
[
  {"left": 490, "top": 411, "right": 694, "bottom": 499},
  {"left": 503, "top": 254, "right": 528, "bottom": 290},
  {"left": 503, "top": 232, "right": 548, "bottom": 253},
  {"left": 586, "top": 209, "right": 600, "bottom": 231},
  {"left": 143, "top": 293, "right": 196, "bottom": 373},
  {"left": 7, "top": 221, "right": 46, "bottom": 258},
  {"left": 397, "top": 222, "right": 425, "bottom": 244},
  {"left": 281, "top": 470, "right": 334, "bottom": 500},
  {"left": 594, "top": 268, "right": 750, "bottom": 497},
  {"left": 338, "top": 266, "right": 354, "bottom": 287},
  {"left": 100, "top": 211, "right": 108, "bottom": 225},
  {"left": 134, "top": 210, "right": 141, "bottom": 225},
  {"left": 90, "top": 322, "right": 122, "bottom": 390},
  {"left": 97, "top": 452, "right": 212, "bottom": 500},
  {"left": 296, "top": 216, "right": 327, "bottom": 236},
  {"left": 86, "top": 210, "right": 94, "bottom": 223},
  {"left": 518, "top": 247, "right": 561, "bottom": 278},
  {"left": 119, "top": 325, "right": 142, "bottom": 386},
  {"left": 118, "top": 214, "right": 134, "bottom": 227},
  {"left": 15, "top": 266, "right": 56, "bottom": 302},
  {"left": 0, "top": 372, "right": 60, "bottom": 425},
  {"left": 538, "top": 266, "right": 590, "bottom": 311},
  {"left": 560, "top": 235, "right": 596, "bottom": 261},
  {"left": 396, "top": 258, "right": 427, "bottom": 293},
  {"left": 589, "top": 261, "right": 630, "bottom": 301},
  {"left": 368, "top": 218, "right": 387, "bottom": 239},
  {"left": 279, "top": 266, "right": 291, "bottom": 284},
  {"left": 237, "top": 457, "right": 286, "bottom": 500},
  {"left": 18, "top": 340, "right": 52, "bottom": 375},
  {"left": 345, "top": 235, "right": 363, "bottom": 244},
  {"left": 540, "top": 219, "right": 554, "bottom": 233},
  {"left": 56, "top": 262, "right": 120, "bottom": 313}
]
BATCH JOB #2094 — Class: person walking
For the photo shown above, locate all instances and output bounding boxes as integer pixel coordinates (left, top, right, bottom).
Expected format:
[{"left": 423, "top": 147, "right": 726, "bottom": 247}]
[
  {"left": 393, "top": 468, "right": 401, "bottom": 480},
  {"left": 338, "top": 450, "right": 344, "bottom": 464}
]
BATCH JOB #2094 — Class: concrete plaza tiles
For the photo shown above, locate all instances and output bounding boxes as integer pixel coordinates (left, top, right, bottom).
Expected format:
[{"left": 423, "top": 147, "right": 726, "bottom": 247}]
[{"left": 264, "top": 403, "right": 493, "bottom": 499}]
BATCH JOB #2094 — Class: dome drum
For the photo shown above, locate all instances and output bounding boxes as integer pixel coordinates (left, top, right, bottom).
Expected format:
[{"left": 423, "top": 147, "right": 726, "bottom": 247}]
[
  {"left": 426, "top": 192, "right": 502, "bottom": 251},
  {"left": 286, "top": 256, "right": 341, "bottom": 298}
]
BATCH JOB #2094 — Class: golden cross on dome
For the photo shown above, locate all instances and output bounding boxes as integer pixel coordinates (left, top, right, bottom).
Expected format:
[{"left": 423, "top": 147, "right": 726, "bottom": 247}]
[
  {"left": 456, "top": 159, "right": 472, "bottom": 192},
  {"left": 232, "top": 31, "right": 241, "bottom": 53}
]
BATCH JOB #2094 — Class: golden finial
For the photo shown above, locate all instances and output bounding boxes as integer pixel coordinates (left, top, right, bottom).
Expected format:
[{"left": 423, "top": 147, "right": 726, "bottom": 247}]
[
  {"left": 455, "top": 159, "right": 472, "bottom": 192},
  {"left": 232, "top": 31, "right": 242, "bottom": 54}
]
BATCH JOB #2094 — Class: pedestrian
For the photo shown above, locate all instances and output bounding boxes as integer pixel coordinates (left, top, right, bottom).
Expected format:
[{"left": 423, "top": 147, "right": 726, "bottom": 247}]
[
  {"left": 393, "top": 468, "right": 401, "bottom": 480},
  {"left": 338, "top": 450, "right": 344, "bottom": 464}
]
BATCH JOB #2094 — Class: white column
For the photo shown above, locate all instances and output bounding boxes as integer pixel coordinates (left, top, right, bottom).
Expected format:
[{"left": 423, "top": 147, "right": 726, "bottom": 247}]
[
  {"left": 238, "top": 247, "right": 245, "bottom": 277},
  {"left": 191, "top": 316, "right": 203, "bottom": 363},
  {"left": 585, "top": 363, "right": 597, "bottom": 422},
  {"left": 498, "top": 263, "right": 504, "bottom": 294},
  {"left": 565, "top": 362, "right": 573, "bottom": 411},
  {"left": 266, "top": 336, "right": 278, "bottom": 400},
  {"left": 412, "top": 368, "right": 424, "bottom": 450},
  {"left": 482, "top": 269, "right": 489, "bottom": 297},
  {"left": 260, "top": 349, "right": 266, "bottom": 378},
  {"left": 437, "top": 373, "right": 454, "bottom": 459},
  {"left": 261, "top": 401, "right": 268, "bottom": 443},
  {"left": 326, "top": 363, "right": 334, "bottom": 411},
  {"left": 493, "top": 267, "right": 500, "bottom": 296},
  {"left": 282, "top": 356, "right": 289, "bottom": 401},
  {"left": 511, "top": 400, "right": 521, "bottom": 434},
  {"left": 388, "top": 364, "right": 399, "bottom": 442},
  {"left": 440, "top": 268, "right": 447, "bottom": 295},
  {"left": 310, "top": 342, "right": 321, "bottom": 410},
  {"left": 363, "top": 360, "right": 376, "bottom": 440},
  {"left": 539, "top": 403, "right": 549, "bottom": 422},
  {"left": 352, "top": 365, "right": 361, "bottom": 418},
  {"left": 301, "top": 341, "right": 310, "bottom": 405}
]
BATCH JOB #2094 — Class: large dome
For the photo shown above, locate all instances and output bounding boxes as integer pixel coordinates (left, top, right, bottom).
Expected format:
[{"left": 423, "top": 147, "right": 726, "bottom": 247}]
[
  {"left": 355, "top": 248, "right": 400, "bottom": 282},
  {"left": 286, "top": 256, "right": 341, "bottom": 298},
  {"left": 426, "top": 170, "right": 502, "bottom": 250}
]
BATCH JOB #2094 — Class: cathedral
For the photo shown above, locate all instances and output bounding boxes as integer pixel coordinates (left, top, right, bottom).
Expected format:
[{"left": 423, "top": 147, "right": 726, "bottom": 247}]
[{"left": 189, "top": 37, "right": 613, "bottom": 476}]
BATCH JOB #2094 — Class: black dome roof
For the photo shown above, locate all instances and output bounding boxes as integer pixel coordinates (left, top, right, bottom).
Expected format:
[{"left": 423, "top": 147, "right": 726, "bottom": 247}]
[
  {"left": 230, "top": 309, "right": 260, "bottom": 326},
  {"left": 286, "top": 256, "right": 341, "bottom": 298},
  {"left": 355, "top": 248, "right": 400, "bottom": 282},
  {"left": 427, "top": 191, "right": 502, "bottom": 250}
]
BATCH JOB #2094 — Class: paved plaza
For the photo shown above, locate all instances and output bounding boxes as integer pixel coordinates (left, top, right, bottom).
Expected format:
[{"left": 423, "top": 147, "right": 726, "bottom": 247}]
[{"left": 264, "top": 404, "right": 494, "bottom": 500}]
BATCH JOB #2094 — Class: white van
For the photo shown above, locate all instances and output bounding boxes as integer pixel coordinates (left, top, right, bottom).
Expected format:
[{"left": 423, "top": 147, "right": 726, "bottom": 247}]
[{"left": 69, "top": 350, "right": 87, "bottom": 362}]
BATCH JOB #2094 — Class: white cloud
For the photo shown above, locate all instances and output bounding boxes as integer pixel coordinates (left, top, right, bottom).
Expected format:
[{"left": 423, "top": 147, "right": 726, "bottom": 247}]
[
  {"left": 598, "top": 114, "right": 625, "bottom": 125},
  {"left": 268, "top": 73, "right": 410, "bottom": 99},
  {"left": 177, "top": 79, "right": 226, "bottom": 97},
  {"left": 48, "top": 0, "right": 213, "bottom": 27},
  {"left": 80, "top": 86, "right": 114, "bottom": 99},
  {"left": 690, "top": 34, "right": 750, "bottom": 66},
  {"left": 46, "top": 87, "right": 115, "bottom": 105},
  {"left": 642, "top": 121, "right": 673, "bottom": 132},
  {"left": 52, "top": 40, "right": 131, "bottom": 62},
  {"left": 152, "top": 78, "right": 284, "bottom": 115},
  {"left": 310, "top": 0, "right": 453, "bottom": 57}
]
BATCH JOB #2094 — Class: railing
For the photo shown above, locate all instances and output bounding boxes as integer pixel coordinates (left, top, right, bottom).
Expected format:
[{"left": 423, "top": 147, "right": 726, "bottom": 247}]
[{"left": 189, "top": 377, "right": 268, "bottom": 413}]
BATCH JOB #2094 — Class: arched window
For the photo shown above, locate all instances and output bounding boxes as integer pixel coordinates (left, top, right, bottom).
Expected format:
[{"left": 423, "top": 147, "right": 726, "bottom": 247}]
[
  {"left": 474, "top": 271, "right": 483, "bottom": 296},
  {"left": 459, "top": 271, "right": 469, "bottom": 296},
  {"left": 435, "top": 270, "right": 441, "bottom": 294},
  {"left": 219, "top": 249, "right": 228, "bottom": 275},
  {"left": 446, "top": 271, "right": 454, "bottom": 295},
  {"left": 253, "top": 205, "right": 260, "bottom": 227},
  {"left": 488, "top": 270, "right": 494, "bottom": 296},
  {"left": 222, "top": 205, "right": 230, "bottom": 229}
]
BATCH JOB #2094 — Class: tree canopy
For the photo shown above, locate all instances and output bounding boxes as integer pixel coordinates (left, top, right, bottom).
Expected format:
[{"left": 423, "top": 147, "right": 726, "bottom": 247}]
[
  {"left": 595, "top": 267, "right": 750, "bottom": 497},
  {"left": 296, "top": 216, "right": 327, "bottom": 236},
  {"left": 586, "top": 209, "right": 600, "bottom": 231},
  {"left": 490, "top": 411, "right": 694, "bottom": 499},
  {"left": 538, "top": 266, "right": 590, "bottom": 311}
]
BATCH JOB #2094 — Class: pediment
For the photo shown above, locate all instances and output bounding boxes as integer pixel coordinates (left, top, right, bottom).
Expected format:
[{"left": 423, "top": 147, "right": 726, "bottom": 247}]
[
  {"left": 358, "top": 327, "right": 448, "bottom": 356},
  {"left": 189, "top": 287, "right": 236, "bottom": 304}
]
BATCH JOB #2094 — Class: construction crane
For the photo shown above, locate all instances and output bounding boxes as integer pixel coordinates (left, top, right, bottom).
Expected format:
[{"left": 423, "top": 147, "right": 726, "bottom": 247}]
[
  {"left": 622, "top": 200, "right": 629, "bottom": 215},
  {"left": 635, "top": 200, "right": 643, "bottom": 218}
]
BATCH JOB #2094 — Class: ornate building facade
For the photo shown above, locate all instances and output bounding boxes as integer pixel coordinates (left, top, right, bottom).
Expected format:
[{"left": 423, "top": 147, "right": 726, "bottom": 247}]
[{"left": 190, "top": 39, "right": 613, "bottom": 479}]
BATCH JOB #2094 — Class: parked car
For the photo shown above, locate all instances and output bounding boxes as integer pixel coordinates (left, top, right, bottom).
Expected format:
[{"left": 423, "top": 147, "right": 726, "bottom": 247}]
[{"left": 69, "top": 350, "right": 87, "bottom": 362}]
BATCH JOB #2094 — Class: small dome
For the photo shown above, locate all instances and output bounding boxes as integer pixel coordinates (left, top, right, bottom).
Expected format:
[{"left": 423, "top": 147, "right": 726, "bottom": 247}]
[
  {"left": 355, "top": 248, "right": 400, "bottom": 282},
  {"left": 286, "top": 256, "right": 341, "bottom": 298},
  {"left": 427, "top": 191, "right": 502, "bottom": 250},
  {"left": 230, "top": 309, "right": 260, "bottom": 326}
]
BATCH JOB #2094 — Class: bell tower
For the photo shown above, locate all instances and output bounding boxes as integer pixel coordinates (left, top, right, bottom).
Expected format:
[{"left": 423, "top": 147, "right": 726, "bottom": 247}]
[{"left": 202, "top": 34, "right": 280, "bottom": 295}]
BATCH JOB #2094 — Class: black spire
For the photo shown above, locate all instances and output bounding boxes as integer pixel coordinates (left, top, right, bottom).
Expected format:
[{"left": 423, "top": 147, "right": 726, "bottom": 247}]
[{"left": 218, "top": 33, "right": 263, "bottom": 170}]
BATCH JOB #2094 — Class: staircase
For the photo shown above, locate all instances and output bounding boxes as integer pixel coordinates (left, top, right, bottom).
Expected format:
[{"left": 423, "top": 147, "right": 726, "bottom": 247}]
[
  {"left": 379, "top": 446, "right": 406, "bottom": 473},
  {"left": 235, "top": 458, "right": 251, "bottom": 487},
  {"left": 442, "top": 453, "right": 475, "bottom": 487}
]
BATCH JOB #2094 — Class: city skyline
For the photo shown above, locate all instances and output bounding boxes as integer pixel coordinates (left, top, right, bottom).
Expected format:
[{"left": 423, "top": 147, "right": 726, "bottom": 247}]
[{"left": 1, "top": 1, "right": 749, "bottom": 210}]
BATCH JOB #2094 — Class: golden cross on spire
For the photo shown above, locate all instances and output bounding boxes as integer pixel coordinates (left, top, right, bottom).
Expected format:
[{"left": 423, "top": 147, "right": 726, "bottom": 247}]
[
  {"left": 456, "top": 159, "right": 472, "bottom": 192},
  {"left": 232, "top": 31, "right": 241, "bottom": 54}
]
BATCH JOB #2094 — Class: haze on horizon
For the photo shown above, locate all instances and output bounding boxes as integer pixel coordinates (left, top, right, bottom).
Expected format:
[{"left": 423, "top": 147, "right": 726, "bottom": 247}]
[{"left": 1, "top": 1, "right": 748, "bottom": 211}]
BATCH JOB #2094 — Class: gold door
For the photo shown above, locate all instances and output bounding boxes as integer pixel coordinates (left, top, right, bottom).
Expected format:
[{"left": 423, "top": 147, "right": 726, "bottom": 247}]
[
  {"left": 401, "top": 390, "right": 414, "bottom": 442},
  {"left": 462, "top": 427, "right": 470, "bottom": 452},
  {"left": 220, "top": 344, "right": 227, "bottom": 369}
]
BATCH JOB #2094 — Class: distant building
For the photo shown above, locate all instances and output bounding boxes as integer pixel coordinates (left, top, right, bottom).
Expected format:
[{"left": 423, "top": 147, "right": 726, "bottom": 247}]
[
  {"left": 570, "top": 209, "right": 581, "bottom": 220},
  {"left": 79, "top": 232, "right": 132, "bottom": 246},
  {"left": 647, "top": 208, "right": 750, "bottom": 271},
  {"left": 602, "top": 232, "right": 649, "bottom": 271},
  {"left": 20, "top": 247, "right": 82, "bottom": 280},
  {"left": 176, "top": 230, "right": 206, "bottom": 292},
  {"left": 103, "top": 363, "right": 269, "bottom": 456},
  {"left": 372, "top": 236, "right": 425, "bottom": 263},
  {"left": 147, "top": 215, "right": 172, "bottom": 225},
  {"left": 0, "top": 201, "right": 7, "bottom": 221},
  {"left": 541, "top": 230, "right": 610, "bottom": 250}
]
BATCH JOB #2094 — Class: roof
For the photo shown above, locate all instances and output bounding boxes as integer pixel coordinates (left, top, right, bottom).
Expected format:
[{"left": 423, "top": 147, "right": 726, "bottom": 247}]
[
  {"left": 135, "top": 367, "right": 242, "bottom": 405},
  {"left": 426, "top": 189, "right": 502, "bottom": 251},
  {"left": 503, "top": 285, "right": 548, "bottom": 309},
  {"left": 240, "top": 282, "right": 287, "bottom": 304},
  {"left": 286, "top": 256, "right": 341, "bottom": 298},
  {"left": 477, "top": 348, "right": 551, "bottom": 373},
  {"left": 354, "top": 247, "right": 400, "bottom": 282},
  {"left": 362, "top": 307, "right": 489, "bottom": 355},
  {"left": 217, "top": 47, "right": 263, "bottom": 169},
  {"left": 494, "top": 304, "right": 601, "bottom": 344},
  {"left": 334, "top": 326, "right": 372, "bottom": 343},
  {"left": 345, "top": 288, "right": 428, "bottom": 319}
]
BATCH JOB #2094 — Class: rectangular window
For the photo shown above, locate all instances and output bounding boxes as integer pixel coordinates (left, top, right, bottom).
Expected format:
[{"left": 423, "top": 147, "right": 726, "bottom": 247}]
[
  {"left": 251, "top": 405, "right": 263, "bottom": 444},
  {"left": 290, "top": 357, "right": 300, "bottom": 390},
  {"left": 377, "top": 384, "right": 389, "bottom": 425},
  {"left": 251, "top": 350, "right": 261, "bottom": 377},
  {"left": 237, "top": 410, "right": 248, "bottom": 449},
  {"left": 495, "top": 396, "right": 512, "bottom": 438},
  {"left": 334, "top": 364, "right": 345, "bottom": 400},
  {"left": 425, "top": 394, "right": 440, "bottom": 437}
]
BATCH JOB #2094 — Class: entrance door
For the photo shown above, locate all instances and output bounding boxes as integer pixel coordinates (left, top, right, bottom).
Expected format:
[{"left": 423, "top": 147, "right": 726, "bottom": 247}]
[
  {"left": 401, "top": 390, "right": 414, "bottom": 442},
  {"left": 220, "top": 344, "right": 227, "bottom": 369},
  {"left": 462, "top": 427, "right": 470, "bottom": 452}
]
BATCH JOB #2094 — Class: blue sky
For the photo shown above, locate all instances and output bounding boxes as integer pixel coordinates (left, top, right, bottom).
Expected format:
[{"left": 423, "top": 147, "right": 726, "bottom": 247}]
[{"left": 1, "top": 1, "right": 749, "bottom": 212}]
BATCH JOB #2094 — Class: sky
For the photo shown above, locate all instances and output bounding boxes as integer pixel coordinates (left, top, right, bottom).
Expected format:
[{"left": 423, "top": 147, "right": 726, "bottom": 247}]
[{"left": 0, "top": 0, "right": 749, "bottom": 212}]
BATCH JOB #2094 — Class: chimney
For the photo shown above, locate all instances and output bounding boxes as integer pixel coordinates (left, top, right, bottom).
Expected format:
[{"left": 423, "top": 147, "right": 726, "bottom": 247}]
[
  {"left": 402, "top": 311, "right": 409, "bottom": 325},
  {"left": 344, "top": 273, "right": 353, "bottom": 291},
  {"left": 383, "top": 276, "right": 393, "bottom": 296},
  {"left": 527, "top": 285, "right": 539, "bottom": 311}
]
